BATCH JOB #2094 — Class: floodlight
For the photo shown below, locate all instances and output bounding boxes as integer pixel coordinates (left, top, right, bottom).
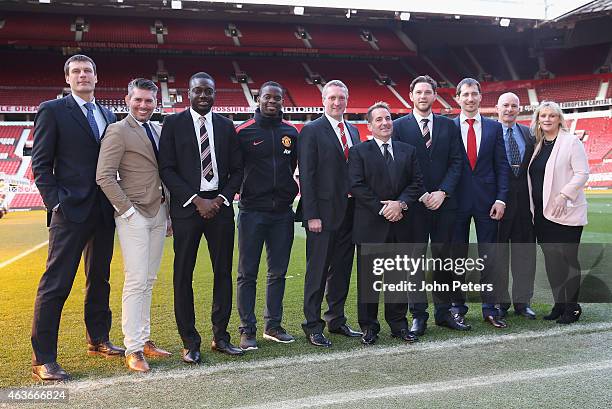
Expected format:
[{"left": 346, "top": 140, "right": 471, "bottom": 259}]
[
  {"left": 171, "top": 1, "right": 182, "bottom": 9},
  {"left": 294, "top": 6, "right": 304, "bottom": 15},
  {"left": 500, "top": 18, "right": 510, "bottom": 27},
  {"left": 399, "top": 12, "right": 410, "bottom": 21}
]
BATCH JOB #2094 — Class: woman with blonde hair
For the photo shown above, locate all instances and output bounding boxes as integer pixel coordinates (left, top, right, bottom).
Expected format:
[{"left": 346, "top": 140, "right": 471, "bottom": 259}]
[{"left": 527, "top": 101, "right": 589, "bottom": 324}]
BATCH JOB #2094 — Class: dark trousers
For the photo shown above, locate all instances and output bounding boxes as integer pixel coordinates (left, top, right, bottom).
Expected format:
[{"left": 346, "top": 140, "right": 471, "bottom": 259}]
[
  {"left": 497, "top": 213, "right": 536, "bottom": 311},
  {"left": 405, "top": 204, "right": 457, "bottom": 322},
  {"left": 451, "top": 210, "right": 500, "bottom": 317},
  {"left": 534, "top": 214, "right": 583, "bottom": 306},
  {"left": 356, "top": 229, "right": 409, "bottom": 335},
  {"left": 172, "top": 196, "right": 235, "bottom": 350},
  {"left": 302, "top": 201, "right": 355, "bottom": 335},
  {"left": 237, "top": 208, "right": 294, "bottom": 334},
  {"left": 31, "top": 203, "right": 114, "bottom": 365}
]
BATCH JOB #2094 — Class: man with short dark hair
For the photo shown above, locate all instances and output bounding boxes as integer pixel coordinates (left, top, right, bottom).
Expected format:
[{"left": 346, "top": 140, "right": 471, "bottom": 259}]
[
  {"left": 159, "top": 72, "right": 244, "bottom": 363},
  {"left": 350, "top": 101, "right": 423, "bottom": 345},
  {"left": 31, "top": 54, "right": 122, "bottom": 381},
  {"left": 392, "top": 75, "right": 467, "bottom": 335},
  {"left": 97, "top": 78, "right": 172, "bottom": 373},
  {"left": 298, "top": 80, "right": 362, "bottom": 347},
  {"left": 235, "top": 81, "right": 299, "bottom": 351},
  {"left": 495, "top": 92, "right": 537, "bottom": 319},
  {"left": 452, "top": 78, "right": 510, "bottom": 329}
]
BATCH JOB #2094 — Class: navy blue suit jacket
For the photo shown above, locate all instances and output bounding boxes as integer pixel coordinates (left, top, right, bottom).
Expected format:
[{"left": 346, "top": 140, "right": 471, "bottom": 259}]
[
  {"left": 453, "top": 115, "right": 509, "bottom": 214},
  {"left": 32, "top": 95, "right": 116, "bottom": 225},
  {"left": 297, "top": 115, "right": 360, "bottom": 231},
  {"left": 393, "top": 113, "right": 463, "bottom": 210}
]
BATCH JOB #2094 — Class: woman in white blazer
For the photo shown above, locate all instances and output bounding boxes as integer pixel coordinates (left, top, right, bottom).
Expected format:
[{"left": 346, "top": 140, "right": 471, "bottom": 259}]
[{"left": 527, "top": 101, "right": 589, "bottom": 324}]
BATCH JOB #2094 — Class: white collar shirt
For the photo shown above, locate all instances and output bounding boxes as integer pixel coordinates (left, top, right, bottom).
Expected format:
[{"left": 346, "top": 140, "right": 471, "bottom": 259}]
[
  {"left": 373, "top": 137, "right": 394, "bottom": 159},
  {"left": 72, "top": 93, "right": 107, "bottom": 137},
  {"left": 325, "top": 113, "right": 353, "bottom": 150},
  {"left": 459, "top": 112, "right": 482, "bottom": 155},
  {"left": 190, "top": 108, "right": 219, "bottom": 191},
  {"left": 413, "top": 111, "right": 434, "bottom": 138}
]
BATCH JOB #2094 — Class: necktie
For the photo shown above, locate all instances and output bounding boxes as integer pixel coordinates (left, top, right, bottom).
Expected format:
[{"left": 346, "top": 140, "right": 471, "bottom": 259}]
[
  {"left": 507, "top": 127, "right": 522, "bottom": 177},
  {"left": 466, "top": 118, "right": 477, "bottom": 170},
  {"left": 199, "top": 117, "right": 214, "bottom": 182},
  {"left": 84, "top": 102, "right": 100, "bottom": 142},
  {"left": 142, "top": 123, "right": 159, "bottom": 159},
  {"left": 382, "top": 143, "right": 393, "bottom": 166},
  {"left": 421, "top": 118, "right": 431, "bottom": 149},
  {"left": 337, "top": 122, "right": 349, "bottom": 161}
]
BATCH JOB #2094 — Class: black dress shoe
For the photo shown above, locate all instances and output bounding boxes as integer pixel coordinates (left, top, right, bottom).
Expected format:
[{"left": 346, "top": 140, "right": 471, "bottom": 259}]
[
  {"left": 87, "top": 341, "right": 125, "bottom": 357},
  {"left": 308, "top": 333, "right": 332, "bottom": 347},
  {"left": 435, "top": 313, "right": 472, "bottom": 331},
  {"left": 329, "top": 324, "right": 362, "bottom": 337},
  {"left": 391, "top": 328, "right": 418, "bottom": 343},
  {"left": 181, "top": 348, "right": 201, "bottom": 364},
  {"left": 361, "top": 329, "right": 378, "bottom": 345},
  {"left": 410, "top": 318, "right": 427, "bottom": 336},
  {"left": 543, "top": 304, "right": 565, "bottom": 320},
  {"left": 32, "top": 362, "right": 70, "bottom": 382},
  {"left": 484, "top": 315, "right": 508, "bottom": 328},
  {"left": 515, "top": 306, "right": 536, "bottom": 320},
  {"left": 211, "top": 339, "right": 244, "bottom": 356},
  {"left": 556, "top": 304, "right": 582, "bottom": 324}
]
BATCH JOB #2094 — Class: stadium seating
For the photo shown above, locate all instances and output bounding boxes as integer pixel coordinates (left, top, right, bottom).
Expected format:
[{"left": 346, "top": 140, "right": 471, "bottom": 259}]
[
  {"left": 543, "top": 44, "right": 609, "bottom": 77},
  {"left": 535, "top": 77, "right": 601, "bottom": 103},
  {"left": 0, "top": 159, "right": 21, "bottom": 175},
  {"left": 576, "top": 117, "right": 612, "bottom": 163},
  {"left": 8, "top": 193, "right": 44, "bottom": 209}
]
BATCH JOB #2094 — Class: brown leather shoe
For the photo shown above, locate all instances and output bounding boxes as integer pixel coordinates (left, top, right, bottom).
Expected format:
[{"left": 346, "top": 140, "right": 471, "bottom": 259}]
[
  {"left": 126, "top": 351, "right": 150, "bottom": 372},
  {"left": 32, "top": 362, "right": 70, "bottom": 382},
  {"left": 87, "top": 340, "right": 125, "bottom": 357},
  {"left": 484, "top": 315, "right": 508, "bottom": 328},
  {"left": 144, "top": 340, "right": 172, "bottom": 358}
]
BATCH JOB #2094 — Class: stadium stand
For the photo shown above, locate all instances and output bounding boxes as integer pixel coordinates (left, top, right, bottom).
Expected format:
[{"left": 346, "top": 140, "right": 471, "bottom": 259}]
[{"left": 535, "top": 76, "right": 602, "bottom": 103}]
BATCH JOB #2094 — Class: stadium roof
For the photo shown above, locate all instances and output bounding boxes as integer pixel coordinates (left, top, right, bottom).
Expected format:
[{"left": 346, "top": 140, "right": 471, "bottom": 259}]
[{"left": 193, "top": 0, "right": 595, "bottom": 20}]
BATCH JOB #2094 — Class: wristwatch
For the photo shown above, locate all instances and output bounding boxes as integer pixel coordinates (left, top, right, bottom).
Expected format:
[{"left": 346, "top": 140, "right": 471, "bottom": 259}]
[{"left": 399, "top": 201, "right": 408, "bottom": 211}]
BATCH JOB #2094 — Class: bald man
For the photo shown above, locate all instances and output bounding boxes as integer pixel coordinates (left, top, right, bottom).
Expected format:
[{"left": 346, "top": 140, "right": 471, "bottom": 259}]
[{"left": 495, "top": 92, "right": 536, "bottom": 319}]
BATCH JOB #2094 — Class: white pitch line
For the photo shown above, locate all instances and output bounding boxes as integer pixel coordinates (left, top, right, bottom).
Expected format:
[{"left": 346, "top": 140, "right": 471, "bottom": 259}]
[
  {"left": 0, "top": 240, "right": 48, "bottom": 269},
  {"left": 66, "top": 321, "right": 612, "bottom": 393},
  {"left": 232, "top": 359, "right": 612, "bottom": 409}
]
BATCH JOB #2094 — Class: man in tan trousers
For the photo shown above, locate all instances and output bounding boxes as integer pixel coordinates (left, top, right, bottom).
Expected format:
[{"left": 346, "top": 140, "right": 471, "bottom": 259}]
[{"left": 96, "top": 78, "right": 172, "bottom": 372}]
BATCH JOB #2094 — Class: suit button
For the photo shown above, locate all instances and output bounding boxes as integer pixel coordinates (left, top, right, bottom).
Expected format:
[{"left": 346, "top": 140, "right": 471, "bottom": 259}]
[{"left": 158, "top": 186, "right": 162, "bottom": 190}]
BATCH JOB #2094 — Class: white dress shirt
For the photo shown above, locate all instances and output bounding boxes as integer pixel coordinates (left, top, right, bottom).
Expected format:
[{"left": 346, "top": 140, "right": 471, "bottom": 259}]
[
  {"left": 72, "top": 93, "right": 107, "bottom": 138},
  {"left": 373, "top": 137, "right": 394, "bottom": 159},
  {"left": 325, "top": 113, "right": 353, "bottom": 150},
  {"left": 413, "top": 111, "right": 434, "bottom": 139},
  {"left": 459, "top": 112, "right": 482, "bottom": 155},
  {"left": 183, "top": 108, "right": 229, "bottom": 207}
]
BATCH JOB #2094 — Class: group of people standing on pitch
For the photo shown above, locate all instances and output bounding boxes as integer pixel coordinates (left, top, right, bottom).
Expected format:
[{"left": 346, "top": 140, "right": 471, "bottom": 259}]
[{"left": 29, "top": 54, "right": 588, "bottom": 381}]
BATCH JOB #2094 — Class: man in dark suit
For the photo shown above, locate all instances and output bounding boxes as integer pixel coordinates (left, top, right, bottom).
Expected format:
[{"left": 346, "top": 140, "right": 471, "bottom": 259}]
[
  {"left": 298, "top": 80, "right": 362, "bottom": 347},
  {"left": 392, "top": 75, "right": 468, "bottom": 335},
  {"left": 31, "top": 54, "right": 123, "bottom": 381},
  {"left": 159, "top": 72, "right": 244, "bottom": 363},
  {"left": 349, "top": 101, "right": 424, "bottom": 345},
  {"left": 452, "top": 78, "right": 510, "bottom": 329},
  {"left": 495, "top": 92, "right": 537, "bottom": 319}
]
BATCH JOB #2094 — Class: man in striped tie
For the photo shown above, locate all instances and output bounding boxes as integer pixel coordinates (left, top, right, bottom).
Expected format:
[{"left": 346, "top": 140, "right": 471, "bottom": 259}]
[
  {"left": 392, "top": 75, "right": 466, "bottom": 335},
  {"left": 159, "top": 72, "right": 244, "bottom": 363}
]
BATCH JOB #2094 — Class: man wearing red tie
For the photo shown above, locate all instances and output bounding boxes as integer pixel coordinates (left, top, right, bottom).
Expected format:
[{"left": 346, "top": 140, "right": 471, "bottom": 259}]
[
  {"left": 297, "top": 80, "right": 362, "bottom": 347},
  {"left": 452, "top": 78, "right": 510, "bottom": 329}
]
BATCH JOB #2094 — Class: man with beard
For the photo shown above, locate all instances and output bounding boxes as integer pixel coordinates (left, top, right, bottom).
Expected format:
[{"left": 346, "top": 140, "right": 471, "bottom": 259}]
[{"left": 392, "top": 75, "right": 467, "bottom": 335}]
